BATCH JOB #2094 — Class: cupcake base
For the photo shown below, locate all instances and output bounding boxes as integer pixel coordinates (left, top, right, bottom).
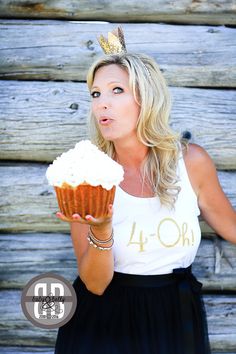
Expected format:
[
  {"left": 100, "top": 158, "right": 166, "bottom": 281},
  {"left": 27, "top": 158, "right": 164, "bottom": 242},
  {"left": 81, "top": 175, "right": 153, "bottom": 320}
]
[{"left": 54, "top": 183, "right": 116, "bottom": 219}]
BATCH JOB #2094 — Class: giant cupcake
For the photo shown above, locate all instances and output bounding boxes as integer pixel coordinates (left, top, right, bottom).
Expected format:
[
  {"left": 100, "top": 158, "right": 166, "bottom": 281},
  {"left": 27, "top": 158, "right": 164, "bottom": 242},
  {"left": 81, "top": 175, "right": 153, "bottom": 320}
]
[{"left": 46, "top": 140, "right": 124, "bottom": 218}]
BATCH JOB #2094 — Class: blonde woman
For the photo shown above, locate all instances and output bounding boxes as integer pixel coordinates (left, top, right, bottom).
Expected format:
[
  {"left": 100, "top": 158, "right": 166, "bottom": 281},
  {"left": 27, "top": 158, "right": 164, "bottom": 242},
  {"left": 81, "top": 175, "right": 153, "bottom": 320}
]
[{"left": 55, "top": 49, "right": 236, "bottom": 354}]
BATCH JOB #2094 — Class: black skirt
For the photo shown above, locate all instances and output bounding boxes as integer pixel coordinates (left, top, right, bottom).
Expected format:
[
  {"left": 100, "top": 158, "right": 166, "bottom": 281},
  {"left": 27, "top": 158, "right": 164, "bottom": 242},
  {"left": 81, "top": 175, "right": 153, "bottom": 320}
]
[{"left": 54, "top": 267, "right": 211, "bottom": 354}]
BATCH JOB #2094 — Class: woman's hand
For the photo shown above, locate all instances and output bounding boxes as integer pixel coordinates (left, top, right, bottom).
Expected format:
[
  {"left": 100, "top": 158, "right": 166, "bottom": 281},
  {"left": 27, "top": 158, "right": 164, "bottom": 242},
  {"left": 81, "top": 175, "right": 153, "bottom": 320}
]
[{"left": 55, "top": 204, "right": 113, "bottom": 230}]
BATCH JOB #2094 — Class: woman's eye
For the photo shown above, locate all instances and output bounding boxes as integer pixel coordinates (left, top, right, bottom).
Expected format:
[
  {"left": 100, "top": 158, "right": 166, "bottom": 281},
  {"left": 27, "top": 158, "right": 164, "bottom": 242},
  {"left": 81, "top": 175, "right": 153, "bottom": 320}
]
[
  {"left": 91, "top": 91, "right": 100, "bottom": 98},
  {"left": 113, "top": 87, "right": 123, "bottom": 94}
]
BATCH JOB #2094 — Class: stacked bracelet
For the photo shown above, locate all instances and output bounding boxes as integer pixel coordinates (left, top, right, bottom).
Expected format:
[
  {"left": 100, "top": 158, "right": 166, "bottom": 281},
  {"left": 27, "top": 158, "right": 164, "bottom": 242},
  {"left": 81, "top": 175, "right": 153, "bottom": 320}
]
[
  {"left": 89, "top": 227, "right": 114, "bottom": 244},
  {"left": 87, "top": 236, "right": 114, "bottom": 251},
  {"left": 87, "top": 227, "right": 114, "bottom": 251}
]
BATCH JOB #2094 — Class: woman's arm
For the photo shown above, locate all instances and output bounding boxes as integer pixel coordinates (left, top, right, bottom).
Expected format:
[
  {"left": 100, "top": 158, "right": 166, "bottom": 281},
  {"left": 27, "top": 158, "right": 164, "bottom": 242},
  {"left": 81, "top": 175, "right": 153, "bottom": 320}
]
[
  {"left": 188, "top": 144, "right": 236, "bottom": 243},
  {"left": 56, "top": 207, "right": 114, "bottom": 295}
]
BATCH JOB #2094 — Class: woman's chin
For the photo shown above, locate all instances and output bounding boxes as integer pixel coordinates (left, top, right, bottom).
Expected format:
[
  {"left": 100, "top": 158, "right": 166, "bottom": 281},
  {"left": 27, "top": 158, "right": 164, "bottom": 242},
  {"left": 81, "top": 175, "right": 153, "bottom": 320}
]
[{"left": 100, "top": 133, "right": 117, "bottom": 142}]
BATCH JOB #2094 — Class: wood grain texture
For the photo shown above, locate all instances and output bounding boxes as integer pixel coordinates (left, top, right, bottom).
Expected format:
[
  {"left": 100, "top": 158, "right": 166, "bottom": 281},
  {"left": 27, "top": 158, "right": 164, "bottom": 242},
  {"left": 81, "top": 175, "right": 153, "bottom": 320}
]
[
  {"left": 0, "top": 288, "right": 235, "bottom": 350},
  {"left": 0, "top": 0, "right": 235, "bottom": 25},
  {"left": 0, "top": 80, "right": 89, "bottom": 162},
  {"left": 0, "top": 233, "right": 236, "bottom": 291},
  {"left": 0, "top": 21, "right": 235, "bottom": 87},
  {"left": 0, "top": 348, "right": 54, "bottom": 354},
  {"left": 0, "top": 350, "right": 233, "bottom": 354},
  {"left": 1, "top": 81, "right": 235, "bottom": 168},
  {"left": 0, "top": 163, "right": 235, "bottom": 234}
]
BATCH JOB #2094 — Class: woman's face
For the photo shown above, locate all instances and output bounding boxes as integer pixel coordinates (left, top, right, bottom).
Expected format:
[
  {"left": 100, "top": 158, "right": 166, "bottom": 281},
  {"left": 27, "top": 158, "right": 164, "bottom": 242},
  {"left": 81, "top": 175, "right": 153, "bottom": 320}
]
[{"left": 91, "top": 64, "right": 140, "bottom": 143}]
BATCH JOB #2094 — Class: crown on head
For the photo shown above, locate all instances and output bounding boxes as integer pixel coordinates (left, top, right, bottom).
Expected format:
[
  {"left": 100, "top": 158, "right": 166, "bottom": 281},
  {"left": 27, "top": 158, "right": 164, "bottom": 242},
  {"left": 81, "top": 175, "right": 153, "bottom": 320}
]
[{"left": 98, "top": 26, "right": 127, "bottom": 54}]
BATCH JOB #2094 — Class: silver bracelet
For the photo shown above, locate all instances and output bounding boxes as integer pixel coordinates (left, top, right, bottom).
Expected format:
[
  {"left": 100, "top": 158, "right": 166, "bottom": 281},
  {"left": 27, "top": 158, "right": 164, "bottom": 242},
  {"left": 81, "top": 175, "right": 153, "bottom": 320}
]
[
  {"left": 87, "top": 235, "right": 114, "bottom": 251},
  {"left": 89, "top": 227, "right": 114, "bottom": 245}
]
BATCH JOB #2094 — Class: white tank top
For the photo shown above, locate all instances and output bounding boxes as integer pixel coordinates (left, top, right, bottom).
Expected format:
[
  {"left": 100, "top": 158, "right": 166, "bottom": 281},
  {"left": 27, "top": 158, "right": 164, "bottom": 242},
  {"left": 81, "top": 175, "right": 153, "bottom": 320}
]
[{"left": 112, "top": 149, "right": 201, "bottom": 275}]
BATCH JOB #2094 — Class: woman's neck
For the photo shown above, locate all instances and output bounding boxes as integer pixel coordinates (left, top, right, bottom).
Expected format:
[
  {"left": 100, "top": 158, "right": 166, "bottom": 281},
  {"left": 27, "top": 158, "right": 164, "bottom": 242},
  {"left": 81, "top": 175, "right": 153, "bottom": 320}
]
[
  {"left": 114, "top": 140, "right": 154, "bottom": 197},
  {"left": 114, "top": 141, "right": 149, "bottom": 170}
]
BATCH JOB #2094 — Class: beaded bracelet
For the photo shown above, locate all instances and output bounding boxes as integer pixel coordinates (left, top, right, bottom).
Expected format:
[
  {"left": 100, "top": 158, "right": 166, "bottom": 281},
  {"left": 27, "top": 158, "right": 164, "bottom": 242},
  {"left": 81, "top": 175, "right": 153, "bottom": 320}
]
[
  {"left": 87, "top": 235, "right": 114, "bottom": 251},
  {"left": 89, "top": 227, "right": 114, "bottom": 245}
]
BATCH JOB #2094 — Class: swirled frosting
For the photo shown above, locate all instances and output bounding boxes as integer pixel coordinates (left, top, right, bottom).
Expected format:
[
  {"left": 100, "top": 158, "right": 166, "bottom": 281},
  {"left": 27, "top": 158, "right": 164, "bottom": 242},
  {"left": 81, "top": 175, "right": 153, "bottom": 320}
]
[{"left": 46, "top": 140, "right": 124, "bottom": 190}]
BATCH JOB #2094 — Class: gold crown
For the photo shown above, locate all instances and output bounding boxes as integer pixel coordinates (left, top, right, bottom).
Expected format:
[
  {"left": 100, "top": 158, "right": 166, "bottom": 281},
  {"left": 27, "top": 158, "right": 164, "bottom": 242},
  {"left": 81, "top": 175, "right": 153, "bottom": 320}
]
[{"left": 98, "top": 26, "right": 127, "bottom": 54}]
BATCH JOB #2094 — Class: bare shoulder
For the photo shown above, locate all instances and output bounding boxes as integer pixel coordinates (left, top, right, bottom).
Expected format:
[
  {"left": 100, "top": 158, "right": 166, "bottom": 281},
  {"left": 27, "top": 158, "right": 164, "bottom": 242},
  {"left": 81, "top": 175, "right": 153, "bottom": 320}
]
[
  {"left": 182, "top": 142, "right": 211, "bottom": 163},
  {"left": 181, "top": 142, "right": 214, "bottom": 198},
  {"left": 181, "top": 143, "right": 236, "bottom": 241}
]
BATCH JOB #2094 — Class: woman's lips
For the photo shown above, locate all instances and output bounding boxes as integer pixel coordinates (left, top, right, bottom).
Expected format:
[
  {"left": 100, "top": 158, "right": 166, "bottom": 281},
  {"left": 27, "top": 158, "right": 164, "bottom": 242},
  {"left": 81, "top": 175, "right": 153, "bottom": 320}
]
[{"left": 99, "top": 116, "right": 113, "bottom": 125}]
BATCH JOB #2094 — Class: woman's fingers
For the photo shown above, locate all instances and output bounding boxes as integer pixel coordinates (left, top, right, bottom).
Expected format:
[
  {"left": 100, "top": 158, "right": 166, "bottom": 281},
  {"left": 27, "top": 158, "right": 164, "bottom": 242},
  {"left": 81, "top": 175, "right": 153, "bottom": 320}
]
[
  {"left": 107, "top": 204, "right": 113, "bottom": 218},
  {"left": 72, "top": 213, "right": 82, "bottom": 220},
  {"left": 56, "top": 211, "right": 86, "bottom": 223},
  {"left": 56, "top": 211, "right": 71, "bottom": 222},
  {"left": 84, "top": 204, "right": 113, "bottom": 225},
  {"left": 85, "top": 214, "right": 96, "bottom": 223},
  {"left": 56, "top": 204, "right": 113, "bottom": 225}
]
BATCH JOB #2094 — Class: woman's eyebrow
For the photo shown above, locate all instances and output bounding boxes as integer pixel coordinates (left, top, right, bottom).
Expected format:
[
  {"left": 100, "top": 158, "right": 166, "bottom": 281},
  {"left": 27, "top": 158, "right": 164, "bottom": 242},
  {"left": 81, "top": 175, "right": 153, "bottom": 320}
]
[{"left": 91, "top": 80, "right": 124, "bottom": 90}]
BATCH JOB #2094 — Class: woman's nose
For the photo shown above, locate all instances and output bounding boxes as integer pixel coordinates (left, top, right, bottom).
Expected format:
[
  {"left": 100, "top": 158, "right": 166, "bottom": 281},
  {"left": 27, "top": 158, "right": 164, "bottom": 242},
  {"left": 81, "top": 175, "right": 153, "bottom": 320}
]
[{"left": 97, "top": 95, "right": 110, "bottom": 110}]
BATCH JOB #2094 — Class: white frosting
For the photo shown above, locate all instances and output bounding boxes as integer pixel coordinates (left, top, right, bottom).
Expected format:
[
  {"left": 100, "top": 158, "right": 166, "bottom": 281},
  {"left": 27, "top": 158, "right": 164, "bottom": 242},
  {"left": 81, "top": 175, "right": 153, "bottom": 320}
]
[{"left": 46, "top": 140, "right": 124, "bottom": 190}]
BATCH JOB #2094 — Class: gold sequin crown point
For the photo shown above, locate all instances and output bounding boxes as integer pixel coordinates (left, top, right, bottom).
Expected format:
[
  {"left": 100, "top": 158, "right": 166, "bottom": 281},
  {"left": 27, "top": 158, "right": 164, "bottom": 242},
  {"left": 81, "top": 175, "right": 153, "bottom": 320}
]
[{"left": 98, "top": 26, "right": 127, "bottom": 55}]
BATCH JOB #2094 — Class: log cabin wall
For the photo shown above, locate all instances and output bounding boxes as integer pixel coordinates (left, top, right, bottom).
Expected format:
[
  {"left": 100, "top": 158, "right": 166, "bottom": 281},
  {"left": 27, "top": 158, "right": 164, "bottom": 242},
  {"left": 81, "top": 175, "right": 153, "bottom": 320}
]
[{"left": 0, "top": 1, "right": 236, "bottom": 353}]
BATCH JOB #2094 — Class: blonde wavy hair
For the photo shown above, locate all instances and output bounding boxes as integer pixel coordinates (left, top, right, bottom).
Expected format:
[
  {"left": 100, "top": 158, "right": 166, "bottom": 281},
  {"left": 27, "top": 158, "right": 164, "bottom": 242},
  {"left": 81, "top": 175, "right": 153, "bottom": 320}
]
[{"left": 86, "top": 53, "right": 189, "bottom": 210}]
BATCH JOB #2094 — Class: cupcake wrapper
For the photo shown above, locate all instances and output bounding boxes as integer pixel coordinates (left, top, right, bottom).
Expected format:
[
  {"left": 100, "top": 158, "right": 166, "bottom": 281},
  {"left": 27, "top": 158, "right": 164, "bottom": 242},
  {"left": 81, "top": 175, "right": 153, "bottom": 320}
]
[{"left": 54, "top": 185, "right": 116, "bottom": 219}]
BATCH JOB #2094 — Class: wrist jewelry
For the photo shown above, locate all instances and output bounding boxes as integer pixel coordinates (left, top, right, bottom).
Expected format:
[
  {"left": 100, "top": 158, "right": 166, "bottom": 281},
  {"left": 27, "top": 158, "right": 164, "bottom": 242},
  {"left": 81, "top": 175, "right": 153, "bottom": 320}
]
[
  {"left": 87, "top": 235, "right": 114, "bottom": 251},
  {"left": 89, "top": 227, "right": 114, "bottom": 244},
  {"left": 87, "top": 227, "right": 114, "bottom": 251}
]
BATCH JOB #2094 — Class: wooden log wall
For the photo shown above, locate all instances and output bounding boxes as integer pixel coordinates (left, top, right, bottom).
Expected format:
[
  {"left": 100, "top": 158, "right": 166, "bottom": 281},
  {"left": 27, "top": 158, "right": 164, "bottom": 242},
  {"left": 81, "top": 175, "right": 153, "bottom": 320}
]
[
  {"left": 0, "top": 2, "right": 236, "bottom": 353},
  {"left": 0, "top": 0, "right": 235, "bottom": 24}
]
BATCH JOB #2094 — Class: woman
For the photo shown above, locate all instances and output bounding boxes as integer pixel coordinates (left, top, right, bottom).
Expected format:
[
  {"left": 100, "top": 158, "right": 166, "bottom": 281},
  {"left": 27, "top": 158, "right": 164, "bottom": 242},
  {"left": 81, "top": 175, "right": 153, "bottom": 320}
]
[{"left": 54, "top": 31, "right": 236, "bottom": 354}]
